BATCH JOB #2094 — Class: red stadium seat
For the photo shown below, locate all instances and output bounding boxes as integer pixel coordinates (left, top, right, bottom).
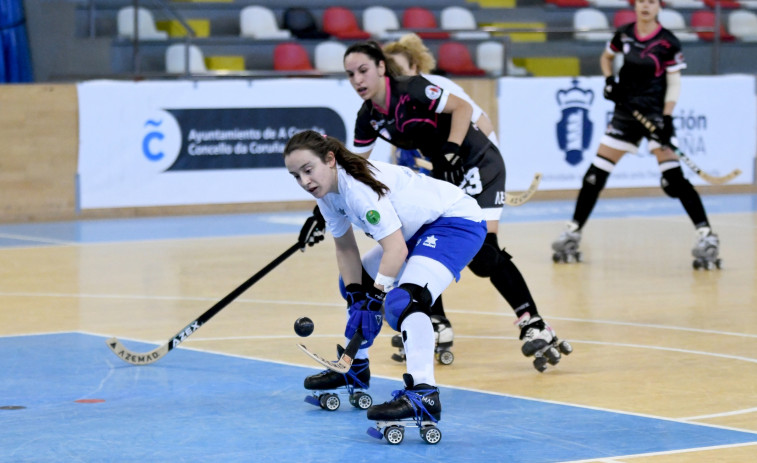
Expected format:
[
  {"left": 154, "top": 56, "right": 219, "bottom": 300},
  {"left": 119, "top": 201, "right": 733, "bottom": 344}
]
[
  {"left": 546, "top": 0, "right": 591, "bottom": 7},
  {"left": 691, "top": 10, "right": 736, "bottom": 41},
  {"left": 322, "top": 7, "right": 371, "bottom": 39},
  {"left": 703, "top": 0, "right": 741, "bottom": 8},
  {"left": 273, "top": 43, "right": 314, "bottom": 71},
  {"left": 437, "top": 41, "right": 486, "bottom": 76},
  {"left": 613, "top": 9, "right": 637, "bottom": 28},
  {"left": 402, "top": 7, "right": 450, "bottom": 39}
]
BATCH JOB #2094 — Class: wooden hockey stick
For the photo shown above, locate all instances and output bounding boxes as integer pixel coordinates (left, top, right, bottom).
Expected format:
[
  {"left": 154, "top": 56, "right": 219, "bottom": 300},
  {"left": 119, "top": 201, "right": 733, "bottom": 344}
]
[
  {"left": 630, "top": 109, "right": 742, "bottom": 185},
  {"left": 413, "top": 157, "right": 542, "bottom": 206},
  {"left": 298, "top": 331, "right": 364, "bottom": 374},
  {"left": 106, "top": 241, "right": 303, "bottom": 365}
]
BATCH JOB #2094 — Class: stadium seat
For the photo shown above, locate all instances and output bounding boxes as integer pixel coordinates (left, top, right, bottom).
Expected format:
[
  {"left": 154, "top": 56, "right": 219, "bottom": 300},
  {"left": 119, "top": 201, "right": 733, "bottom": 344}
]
[
  {"left": 613, "top": 9, "right": 637, "bottom": 28},
  {"left": 362, "top": 6, "right": 402, "bottom": 39},
  {"left": 314, "top": 41, "right": 348, "bottom": 72},
  {"left": 117, "top": 6, "right": 168, "bottom": 40},
  {"left": 590, "top": 0, "right": 630, "bottom": 8},
  {"left": 703, "top": 0, "right": 741, "bottom": 9},
  {"left": 691, "top": 10, "right": 736, "bottom": 41},
  {"left": 283, "top": 7, "right": 330, "bottom": 39},
  {"left": 663, "top": 0, "right": 705, "bottom": 7},
  {"left": 437, "top": 41, "right": 486, "bottom": 75},
  {"left": 440, "top": 6, "right": 489, "bottom": 39},
  {"left": 728, "top": 9, "right": 757, "bottom": 41},
  {"left": 740, "top": 0, "right": 757, "bottom": 8},
  {"left": 240, "top": 6, "right": 291, "bottom": 39},
  {"left": 402, "top": 7, "right": 449, "bottom": 39},
  {"left": 165, "top": 44, "right": 206, "bottom": 73},
  {"left": 273, "top": 42, "right": 314, "bottom": 71},
  {"left": 322, "top": 7, "right": 371, "bottom": 39},
  {"left": 546, "top": 0, "right": 591, "bottom": 7},
  {"left": 573, "top": 8, "right": 613, "bottom": 41},
  {"left": 476, "top": 40, "right": 528, "bottom": 76},
  {"left": 659, "top": 9, "right": 699, "bottom": 41}
]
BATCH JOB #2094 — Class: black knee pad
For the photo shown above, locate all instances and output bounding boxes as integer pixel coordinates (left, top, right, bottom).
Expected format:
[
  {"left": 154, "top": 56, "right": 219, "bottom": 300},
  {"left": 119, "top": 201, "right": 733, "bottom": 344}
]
[
  {"left": 468, "top": 233, "right": 510, "bottom": 278},
  {"left": 660, "top": 166, "right": 693, "bottom": 198},
  {"left": 583, "top": 163, "right": 610, "bottom": 191},
  {"left": 384, "top": 283, "right": 432, "bottom": 331}
]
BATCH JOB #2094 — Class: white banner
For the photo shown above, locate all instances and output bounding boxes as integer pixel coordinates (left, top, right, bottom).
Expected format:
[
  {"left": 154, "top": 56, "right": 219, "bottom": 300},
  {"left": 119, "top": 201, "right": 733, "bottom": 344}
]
[
  {"left": 77, "top": 79, "right": 383, "bottom": 209},
  {"left": 497, "top": 75, "right": 756, "bottom": 191}
]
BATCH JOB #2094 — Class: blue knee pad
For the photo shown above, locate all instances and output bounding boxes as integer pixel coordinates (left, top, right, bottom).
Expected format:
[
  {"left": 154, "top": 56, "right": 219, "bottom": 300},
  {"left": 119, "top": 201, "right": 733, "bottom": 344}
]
[{"left": 384, "top": 284, "right": 432, "bottom": 331}]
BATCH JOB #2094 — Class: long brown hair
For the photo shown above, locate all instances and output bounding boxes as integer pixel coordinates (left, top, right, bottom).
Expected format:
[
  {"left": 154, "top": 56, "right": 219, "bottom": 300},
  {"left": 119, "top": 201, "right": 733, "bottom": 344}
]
[
  {"left": 283, "top": 130, "right": 389, "bottom": 198},
  {"left": 383, "top": 33, "right": 436, "bottom": 75},
  {"left": 344, "top": 41, "right": 403, "bottom": 78}
]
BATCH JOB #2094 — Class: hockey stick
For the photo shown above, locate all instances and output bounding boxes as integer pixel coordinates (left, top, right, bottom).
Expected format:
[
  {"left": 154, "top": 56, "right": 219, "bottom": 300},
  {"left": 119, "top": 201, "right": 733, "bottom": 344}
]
[
  {"left": 298, "top": 331, "right": 364, "bottom": 374},
  {"left": 413, "top": 157, "right": 542, "bottom": 206},
  {"left": 106, "top": 241, "right": 303, "bottom": 365},
  {"left": 629, "top": 109, "right": 742, "bottom": 185}
]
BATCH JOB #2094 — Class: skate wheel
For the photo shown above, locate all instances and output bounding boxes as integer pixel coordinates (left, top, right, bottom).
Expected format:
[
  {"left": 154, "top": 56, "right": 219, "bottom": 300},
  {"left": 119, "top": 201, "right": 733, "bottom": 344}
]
[
  {"left": 391, "top": 334, "right": 404, "bottom": 348},
  {"left": 384, "top": 426, "right": 404, "bottom": 445},
  {"left": 533, "top": 357, "right": 548, "bottom": 372},
  {"left": 421, "top": 426, "right": 442, "bottom": 444},
  {"left": 715, "top": 259, "right": 722, "bottom": 269},
  {"left": 391, "top": 353, "right": 406, "bottom": 363},
  {"left": 319, "top": 393, "right": 340, "bottom": 411},
  {"left": 304, "top": 395, "right": 320, "bottom": 407},
  {"left": 545, "top": 346, "right": 561, "bottom": 365},
  {"left": 437, "top": 350, "right": 454, "bottom": 365},
  {"left": 693, "top": 259, "right": 702, "bottom": 270},
  {"left": 366, "top": 427, "right": 383, "bottom": 440},
  {"left": 575, "top": 251, "right": 582, "bottom": 262},
  {"left": 558, "top": 340, "right": 573, "bottom": 355},
  {"left": 351, "top": 392, "right": 372, "bottom": 410},
  {"left": 552, "top": 253, "right": 561, "bottom": 263}
]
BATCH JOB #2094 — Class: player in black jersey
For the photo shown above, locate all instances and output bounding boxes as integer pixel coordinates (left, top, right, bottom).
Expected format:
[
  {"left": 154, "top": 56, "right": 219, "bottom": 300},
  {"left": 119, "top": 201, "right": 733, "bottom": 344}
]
[
  {"left": 337, "top": 40, "right": 572, "bottom": 375},
  {"left": 551, "top": 0, "right": 720, "bottom": 268}
]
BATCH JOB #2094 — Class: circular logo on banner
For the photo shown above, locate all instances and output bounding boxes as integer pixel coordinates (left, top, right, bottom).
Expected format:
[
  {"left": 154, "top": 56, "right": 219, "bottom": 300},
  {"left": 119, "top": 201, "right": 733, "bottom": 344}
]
[
  {"left": 425, "top": 85, "right": 442, "bottom": 100},
  {"left": 141, "top": 110, "right": 182, "bottom": 172},
  {"left": 366, "top": 210, "right": 381, "bottom": 225}
]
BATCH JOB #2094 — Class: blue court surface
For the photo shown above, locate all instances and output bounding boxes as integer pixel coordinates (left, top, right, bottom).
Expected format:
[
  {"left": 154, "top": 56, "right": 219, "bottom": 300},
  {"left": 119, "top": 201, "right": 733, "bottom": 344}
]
[{"left": 1, "top": 332, "right": 756, "bottom": 463}]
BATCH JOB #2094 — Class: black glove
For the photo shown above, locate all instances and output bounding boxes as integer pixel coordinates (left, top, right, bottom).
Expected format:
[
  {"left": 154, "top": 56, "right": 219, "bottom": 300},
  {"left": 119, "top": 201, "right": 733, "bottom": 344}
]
[
  {"left": 298, "top": 205, "right": 326, "bottom": 250},
  {"left": 433, "top": 141, "right": 465, "bottom": 185},
  {"left": 603, "top": 76, "right": 619, "bottom": 102},
  {"left": 659, "top": 115, "right": 675, "bottom": 147}
]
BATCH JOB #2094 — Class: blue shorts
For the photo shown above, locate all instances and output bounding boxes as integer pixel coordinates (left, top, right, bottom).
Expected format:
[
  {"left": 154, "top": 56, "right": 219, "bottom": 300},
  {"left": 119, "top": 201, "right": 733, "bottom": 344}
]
[{"left": 406, "top": 217, "right": 487, "bottom": 281}]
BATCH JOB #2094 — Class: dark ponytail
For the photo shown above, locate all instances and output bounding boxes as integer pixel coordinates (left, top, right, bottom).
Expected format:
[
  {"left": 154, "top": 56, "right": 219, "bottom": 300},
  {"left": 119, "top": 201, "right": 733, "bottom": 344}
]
[
  {"left": 283, "top": 130, "right": 389, "bottom": 198},
  {"left": 344, "top": 41, "right": 402, "bottom": 78}
]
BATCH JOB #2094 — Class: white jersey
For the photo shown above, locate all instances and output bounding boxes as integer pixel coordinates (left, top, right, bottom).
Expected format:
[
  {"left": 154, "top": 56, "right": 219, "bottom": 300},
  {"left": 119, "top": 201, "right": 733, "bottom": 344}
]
[
  {"left": 421, "top": 73, "right": 484, "bottom": 124},
  {"left": 318, "top": 160, "right": 483, "bottom": 242}
]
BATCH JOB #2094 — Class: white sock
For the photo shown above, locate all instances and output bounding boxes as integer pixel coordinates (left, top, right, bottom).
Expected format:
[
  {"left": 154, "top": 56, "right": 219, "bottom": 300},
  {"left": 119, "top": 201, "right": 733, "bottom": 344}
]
[{"left": 401, "top": 312, "right": 436, "bottom": 386}]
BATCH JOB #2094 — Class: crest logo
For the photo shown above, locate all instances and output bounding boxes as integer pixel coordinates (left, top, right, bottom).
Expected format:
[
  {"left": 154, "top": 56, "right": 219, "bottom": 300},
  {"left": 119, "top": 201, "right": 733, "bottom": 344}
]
[
  {"left": 556, "top": 79, "right": 594, "bottom": 166},
  {"left": 366, "top": 210, "right": 381, "bottom": 225}
]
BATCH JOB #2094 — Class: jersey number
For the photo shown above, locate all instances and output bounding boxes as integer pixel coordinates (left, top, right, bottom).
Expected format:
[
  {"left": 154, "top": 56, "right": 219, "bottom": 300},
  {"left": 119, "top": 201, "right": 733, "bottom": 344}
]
[{"left": 461, "top": 167, "right": 482, "bottom": 196}]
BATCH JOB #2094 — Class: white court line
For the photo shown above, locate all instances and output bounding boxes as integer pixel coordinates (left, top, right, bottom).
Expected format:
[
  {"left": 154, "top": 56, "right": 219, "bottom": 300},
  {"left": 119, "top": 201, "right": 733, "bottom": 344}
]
[
  {"left": 0, "top": 233, "right": 76, "bottom": 246},
  {"left": 558, "top": 441, "right": 757, "bottom": 463},
  {"left": 682, "top": 407, "right": 757, "bottom": 421}
]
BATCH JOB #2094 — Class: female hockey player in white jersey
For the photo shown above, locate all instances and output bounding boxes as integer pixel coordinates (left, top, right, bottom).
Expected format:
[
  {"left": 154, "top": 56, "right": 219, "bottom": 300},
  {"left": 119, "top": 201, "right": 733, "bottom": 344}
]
[{"left": 283, "top": 130, "right": 486, "bottom": 436}]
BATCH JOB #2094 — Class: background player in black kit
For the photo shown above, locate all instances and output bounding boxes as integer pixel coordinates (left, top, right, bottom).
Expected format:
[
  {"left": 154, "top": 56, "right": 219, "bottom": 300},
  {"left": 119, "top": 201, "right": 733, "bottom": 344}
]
[
  {"left": 551, "top": 0, "right": 721, "bottom": 268},
  {"left": 340, "top": 41, "right": 571, "bottom": 373}
]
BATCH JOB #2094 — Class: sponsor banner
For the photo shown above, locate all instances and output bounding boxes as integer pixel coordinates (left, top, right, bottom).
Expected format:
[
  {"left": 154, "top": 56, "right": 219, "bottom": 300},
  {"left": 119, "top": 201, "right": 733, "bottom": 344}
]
[
  {"left": 498, "top": 75, "right": 756, "bottom": 190},
  {"left": 77, "top": 79, "right": 366, "bottom": 209}
]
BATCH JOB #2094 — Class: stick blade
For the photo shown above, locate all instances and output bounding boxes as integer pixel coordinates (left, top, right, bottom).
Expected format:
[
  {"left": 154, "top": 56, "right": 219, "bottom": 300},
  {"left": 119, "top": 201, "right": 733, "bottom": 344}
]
[
  {"left": 700, "top": 168, "right": 742, "bottom": 185},
  {"left": 106, "top": 337, "right": 168, "bottom": 365},
  {"left": 297, "top": 343, "right": 351, "bottom": 374}
]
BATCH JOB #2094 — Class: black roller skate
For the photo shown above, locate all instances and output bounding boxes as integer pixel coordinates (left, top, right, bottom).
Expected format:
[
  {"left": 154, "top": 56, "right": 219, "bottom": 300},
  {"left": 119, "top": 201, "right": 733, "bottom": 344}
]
[
  {"left": 390, "top": 315, "right": 454, "bottom": 365},
  {"left": 551, "top": 222, "right": 582, "bottom": 263},
  {"left": 515, "top": 312, "right": 573, "bottom": 373},
  {"left": 303, "top": 345, "right": 372, "bottom": 411},
  {"left": 366, "top": 374, "right": 442, "bottom": 445},
  {"left": 692, "top": 227, "right": 721, "bottom": 270}
]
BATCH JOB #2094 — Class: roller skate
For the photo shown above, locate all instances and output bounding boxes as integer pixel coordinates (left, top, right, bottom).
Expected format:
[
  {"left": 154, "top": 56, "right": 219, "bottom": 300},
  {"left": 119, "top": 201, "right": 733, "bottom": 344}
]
[
  {"left": 303, "top": 345, "right": 372, "bottom": 411},
  {"left": 366, "top": 374, "right": 442, "bottom": 445},
  {"left": 390, "top": 315, "right": 455, "bottom": 365},
  {"left": 692, "top": 226, "right": 721, "bottom": 270},
  {"left": 515, "top": 312, "right": 573, "bottom": 373},
  {"left": 551, "top": 221, "right": 582, "bottom": 263}
]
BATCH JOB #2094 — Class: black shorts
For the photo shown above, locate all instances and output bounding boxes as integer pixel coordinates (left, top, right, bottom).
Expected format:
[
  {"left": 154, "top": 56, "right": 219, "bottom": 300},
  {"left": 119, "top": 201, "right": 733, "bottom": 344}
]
[{"left": 605, "top": 107, "right": 664, "bottom": 145}]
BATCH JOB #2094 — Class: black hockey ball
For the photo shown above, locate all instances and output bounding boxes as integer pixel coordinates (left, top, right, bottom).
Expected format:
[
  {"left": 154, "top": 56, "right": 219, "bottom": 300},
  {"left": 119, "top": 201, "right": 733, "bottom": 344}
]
[{"left": 294, "top": 317, "right": 314, "bottom": 337}]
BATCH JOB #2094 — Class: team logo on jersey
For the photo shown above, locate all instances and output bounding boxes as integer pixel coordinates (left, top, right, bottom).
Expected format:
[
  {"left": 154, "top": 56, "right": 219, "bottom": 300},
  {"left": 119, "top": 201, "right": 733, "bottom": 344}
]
[
  {"left": 366, "top": 210, "right": 381, "bottom": 225},
  {"left": 425, "top": 85, "right": 442, "bottom": 100},
  {"left": 555, "top": 78, "right": 594, "bottom": 166}
]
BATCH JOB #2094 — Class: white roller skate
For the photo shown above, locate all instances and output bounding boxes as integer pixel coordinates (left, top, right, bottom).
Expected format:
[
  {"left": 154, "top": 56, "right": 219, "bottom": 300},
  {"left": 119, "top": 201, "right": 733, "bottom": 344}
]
[
  {"left": 303, "top": 346, "right": 372, "bottom": 411},
  {"left": 390, "top": 315, "right": 454, "bottom": 365},
  {"left": 692, "top": 226, "right": 721, "bottom": 270},
  {"left": 551, "top": 221, "right": 582, "bottom": 263},
  {"left": 515, "top": 312, "right": 573, "bottom": 373},
  {"left": 366, "top": 374, "right": 442, "bottom": 445}
]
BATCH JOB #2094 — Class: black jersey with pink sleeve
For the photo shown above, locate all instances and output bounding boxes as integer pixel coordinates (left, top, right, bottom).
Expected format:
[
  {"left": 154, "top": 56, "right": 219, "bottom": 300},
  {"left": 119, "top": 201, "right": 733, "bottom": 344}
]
[
  {"left": 352, "top": 75, "right": 491, "bottom": 167},
  {"left": 608, "top": 23, "right": 686, "bottom": 114}
]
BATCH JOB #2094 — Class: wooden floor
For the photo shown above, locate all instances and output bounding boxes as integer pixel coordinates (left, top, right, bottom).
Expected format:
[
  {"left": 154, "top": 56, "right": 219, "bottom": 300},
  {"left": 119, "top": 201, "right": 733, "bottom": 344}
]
[{"left": 1, "top": 201, "right": 756, "bottom": 461}]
